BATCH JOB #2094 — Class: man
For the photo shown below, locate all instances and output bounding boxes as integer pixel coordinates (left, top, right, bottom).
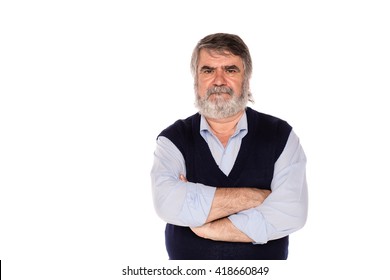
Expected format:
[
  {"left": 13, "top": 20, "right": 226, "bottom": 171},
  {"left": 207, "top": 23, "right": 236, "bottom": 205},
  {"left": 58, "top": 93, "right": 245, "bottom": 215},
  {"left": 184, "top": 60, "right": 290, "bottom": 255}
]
[{"left": 151, "top": 33, "right": 308, "bottom": 260}]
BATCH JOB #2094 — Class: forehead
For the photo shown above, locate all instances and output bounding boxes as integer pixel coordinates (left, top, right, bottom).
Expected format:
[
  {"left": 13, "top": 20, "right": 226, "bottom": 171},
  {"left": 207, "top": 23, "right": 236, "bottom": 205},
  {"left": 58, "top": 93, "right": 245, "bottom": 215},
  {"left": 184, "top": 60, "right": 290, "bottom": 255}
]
[{"left": 198, "top": 49, "right": 243, "bottom": 68}]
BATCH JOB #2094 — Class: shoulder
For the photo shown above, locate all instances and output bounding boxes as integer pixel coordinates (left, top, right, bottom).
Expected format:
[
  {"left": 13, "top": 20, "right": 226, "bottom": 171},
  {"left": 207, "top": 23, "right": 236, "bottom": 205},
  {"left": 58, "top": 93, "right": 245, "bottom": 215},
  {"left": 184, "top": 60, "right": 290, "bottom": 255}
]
[
  {"left": 246, "top": 107, "right": 293, "bottom": 160},
  {"left": 157, "top": 113, "right": 200, "bottom": 157},
  {"left": 246, "top": 107, "right": 292, "bottom": 132},
  {"left": 158, "top": 112, "right": 200, "bottom": 140}
]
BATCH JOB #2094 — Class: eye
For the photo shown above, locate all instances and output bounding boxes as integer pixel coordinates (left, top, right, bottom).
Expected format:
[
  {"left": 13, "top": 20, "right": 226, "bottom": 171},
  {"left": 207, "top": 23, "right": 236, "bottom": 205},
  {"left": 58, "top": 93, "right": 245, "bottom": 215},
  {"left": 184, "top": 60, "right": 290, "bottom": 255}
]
[
  {"left": 226, "top": 68, "right": 237, "bottom": 73},
  {"left": 201, "top": 69, "right": 213, "bottom": 74},
  {"left": 200, "top": 67, "right": 214, "bottom": 74},
  {"left": 225, "top": 66, "right": 240, "bottom": 74}
]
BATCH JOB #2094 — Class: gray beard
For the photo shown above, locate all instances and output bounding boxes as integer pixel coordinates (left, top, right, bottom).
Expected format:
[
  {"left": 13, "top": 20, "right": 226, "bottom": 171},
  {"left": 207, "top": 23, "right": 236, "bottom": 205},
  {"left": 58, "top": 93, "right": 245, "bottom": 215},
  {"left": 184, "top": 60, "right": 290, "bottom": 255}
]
[{"left": 195, "top": 86, "right": 249, "bottom": 119}]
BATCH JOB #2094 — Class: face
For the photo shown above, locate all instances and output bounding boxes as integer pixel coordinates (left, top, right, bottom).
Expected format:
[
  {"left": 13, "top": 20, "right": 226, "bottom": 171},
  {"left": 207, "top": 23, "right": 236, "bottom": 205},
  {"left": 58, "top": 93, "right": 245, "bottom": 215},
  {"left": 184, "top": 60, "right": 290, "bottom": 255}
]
[{"left": 195, "top": 49, "right": 249, "bottom": 119}]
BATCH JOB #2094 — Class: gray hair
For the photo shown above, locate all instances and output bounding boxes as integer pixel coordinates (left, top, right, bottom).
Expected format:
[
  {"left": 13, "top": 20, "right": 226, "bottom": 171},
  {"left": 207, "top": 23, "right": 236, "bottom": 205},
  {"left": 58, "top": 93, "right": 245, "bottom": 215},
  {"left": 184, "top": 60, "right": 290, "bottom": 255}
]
[{"left": 190, "top": 33, "right": 253, "bottom": 82}]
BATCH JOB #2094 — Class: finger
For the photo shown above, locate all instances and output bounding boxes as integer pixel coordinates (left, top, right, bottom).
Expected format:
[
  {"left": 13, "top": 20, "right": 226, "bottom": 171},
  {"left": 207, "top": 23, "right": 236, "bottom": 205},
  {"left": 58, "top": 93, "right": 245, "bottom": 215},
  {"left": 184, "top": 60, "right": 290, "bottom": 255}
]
[{"left": 179, "top": 174, "right": 188, "bottom": 182}]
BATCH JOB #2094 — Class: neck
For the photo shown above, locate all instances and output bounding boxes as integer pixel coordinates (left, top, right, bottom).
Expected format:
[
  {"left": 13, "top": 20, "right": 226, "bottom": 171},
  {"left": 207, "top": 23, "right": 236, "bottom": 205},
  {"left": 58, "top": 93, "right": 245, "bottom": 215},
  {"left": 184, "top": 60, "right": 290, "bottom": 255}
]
[{"left": 206, "top": 110, "right": 244, "bottom": 137}]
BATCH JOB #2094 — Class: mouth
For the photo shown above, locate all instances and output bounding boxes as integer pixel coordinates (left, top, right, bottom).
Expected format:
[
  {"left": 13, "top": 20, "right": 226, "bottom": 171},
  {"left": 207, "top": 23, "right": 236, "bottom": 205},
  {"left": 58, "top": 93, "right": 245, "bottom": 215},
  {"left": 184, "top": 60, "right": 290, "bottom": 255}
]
[{"left": 207, "top": 92, "right": 232, "bottom": 99}]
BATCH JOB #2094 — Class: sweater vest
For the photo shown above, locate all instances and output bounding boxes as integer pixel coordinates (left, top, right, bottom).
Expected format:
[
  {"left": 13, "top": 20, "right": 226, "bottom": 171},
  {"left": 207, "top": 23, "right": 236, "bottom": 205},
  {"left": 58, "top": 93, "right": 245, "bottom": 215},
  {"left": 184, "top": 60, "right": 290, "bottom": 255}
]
[{"left": 158, "top": 107, "right": 292, "bottom": 260}]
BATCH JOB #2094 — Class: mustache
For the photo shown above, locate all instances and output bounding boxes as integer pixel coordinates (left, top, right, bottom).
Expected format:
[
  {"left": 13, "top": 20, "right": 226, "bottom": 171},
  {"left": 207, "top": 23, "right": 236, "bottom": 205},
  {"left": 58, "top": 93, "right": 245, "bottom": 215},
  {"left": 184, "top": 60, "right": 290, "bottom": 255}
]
[{"left": 206, "top": 86, "right": 234, "bottom": 97}]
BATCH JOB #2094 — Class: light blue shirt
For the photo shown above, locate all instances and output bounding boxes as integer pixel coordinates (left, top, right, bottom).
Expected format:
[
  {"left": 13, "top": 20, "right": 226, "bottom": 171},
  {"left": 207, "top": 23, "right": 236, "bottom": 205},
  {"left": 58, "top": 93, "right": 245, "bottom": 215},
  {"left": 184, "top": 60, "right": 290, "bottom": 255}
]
[{"left": 151, "top": 111, "right": 308, "bottom": 244}]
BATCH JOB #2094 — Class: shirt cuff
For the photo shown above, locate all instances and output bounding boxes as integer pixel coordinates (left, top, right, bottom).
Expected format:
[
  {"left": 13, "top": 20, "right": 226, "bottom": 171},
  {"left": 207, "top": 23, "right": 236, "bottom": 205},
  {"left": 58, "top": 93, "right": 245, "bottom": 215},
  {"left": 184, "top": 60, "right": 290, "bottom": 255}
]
[
  {"left": 228, "top": 209, "right": 272, "bottom": 244},
  {"left": 181, "top": 182, "right": 216, "bottom": 226}
]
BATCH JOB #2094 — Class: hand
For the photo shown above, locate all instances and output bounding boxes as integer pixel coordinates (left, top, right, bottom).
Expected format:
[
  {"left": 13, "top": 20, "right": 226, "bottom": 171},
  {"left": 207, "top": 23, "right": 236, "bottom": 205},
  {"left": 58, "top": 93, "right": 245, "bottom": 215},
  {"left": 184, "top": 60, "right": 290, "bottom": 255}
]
[
  {"left": 191, "top": 218, "right": 253, "bottom": 242},
  {"left": 191, "top": 224, "right": 208, "bottom": 239}
]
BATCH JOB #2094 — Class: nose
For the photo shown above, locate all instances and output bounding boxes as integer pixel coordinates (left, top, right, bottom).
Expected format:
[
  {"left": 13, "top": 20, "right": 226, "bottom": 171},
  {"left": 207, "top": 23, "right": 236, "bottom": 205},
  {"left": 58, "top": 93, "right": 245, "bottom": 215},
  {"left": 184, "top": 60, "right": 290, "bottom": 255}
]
[{"left": 213, "top": 69, "right": 227, "bottom": 86}]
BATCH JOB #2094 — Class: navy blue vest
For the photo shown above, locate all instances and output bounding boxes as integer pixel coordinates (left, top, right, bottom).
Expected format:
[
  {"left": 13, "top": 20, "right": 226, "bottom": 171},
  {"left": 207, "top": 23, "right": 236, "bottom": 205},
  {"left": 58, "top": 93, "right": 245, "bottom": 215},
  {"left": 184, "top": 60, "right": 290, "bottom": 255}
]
[{"left": 158, "top": 107, "right": 292, "bottom": 260}]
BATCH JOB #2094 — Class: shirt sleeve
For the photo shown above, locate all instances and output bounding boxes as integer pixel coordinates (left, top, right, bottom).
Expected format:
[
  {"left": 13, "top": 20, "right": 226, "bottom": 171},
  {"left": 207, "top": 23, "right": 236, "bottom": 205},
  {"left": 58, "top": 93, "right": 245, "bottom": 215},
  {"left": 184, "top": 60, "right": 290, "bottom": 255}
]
[
  {"left": 151, "top": 136, "right": 216, "bottom": 227},
  {"left": 228, "top": 130, "right": 308, "bottom": 244}
]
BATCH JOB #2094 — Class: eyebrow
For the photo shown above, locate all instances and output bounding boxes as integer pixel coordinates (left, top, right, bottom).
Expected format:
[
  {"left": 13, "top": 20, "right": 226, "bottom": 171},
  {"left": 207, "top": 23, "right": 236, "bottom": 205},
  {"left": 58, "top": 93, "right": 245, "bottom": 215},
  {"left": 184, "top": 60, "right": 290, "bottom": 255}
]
[
  {"left": 199, "top": 65, "right": 241, "bottom": 72},
  {"left": 199, "top": 65, "right": 214, "bottom": 72}
]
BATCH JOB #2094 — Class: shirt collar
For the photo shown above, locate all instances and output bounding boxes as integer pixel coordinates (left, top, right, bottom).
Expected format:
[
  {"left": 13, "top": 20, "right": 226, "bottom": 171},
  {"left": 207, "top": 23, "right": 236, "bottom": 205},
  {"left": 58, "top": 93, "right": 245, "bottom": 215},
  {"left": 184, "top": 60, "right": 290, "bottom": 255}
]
[{"left": 200, "top": 110, "right": 248, "bottom": 137}]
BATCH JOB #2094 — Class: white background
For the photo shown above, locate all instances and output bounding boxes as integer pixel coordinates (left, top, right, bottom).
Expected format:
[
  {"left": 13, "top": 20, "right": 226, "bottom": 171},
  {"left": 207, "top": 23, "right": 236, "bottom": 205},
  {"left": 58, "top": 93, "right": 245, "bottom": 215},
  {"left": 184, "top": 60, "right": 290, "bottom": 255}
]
[{"left": 1, "top": 0, "right": 389, "bottom": 279}]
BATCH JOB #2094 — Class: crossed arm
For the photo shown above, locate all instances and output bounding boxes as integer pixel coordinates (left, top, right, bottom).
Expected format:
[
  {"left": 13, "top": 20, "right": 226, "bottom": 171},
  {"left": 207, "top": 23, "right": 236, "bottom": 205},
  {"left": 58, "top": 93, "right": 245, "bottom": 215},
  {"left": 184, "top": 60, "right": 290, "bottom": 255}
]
[
  {"left": 151, "top": 133, "right": 308, "bottom": 244},
  {"left": 179, "top": 175, "right": 270, "bottom": 243}
]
